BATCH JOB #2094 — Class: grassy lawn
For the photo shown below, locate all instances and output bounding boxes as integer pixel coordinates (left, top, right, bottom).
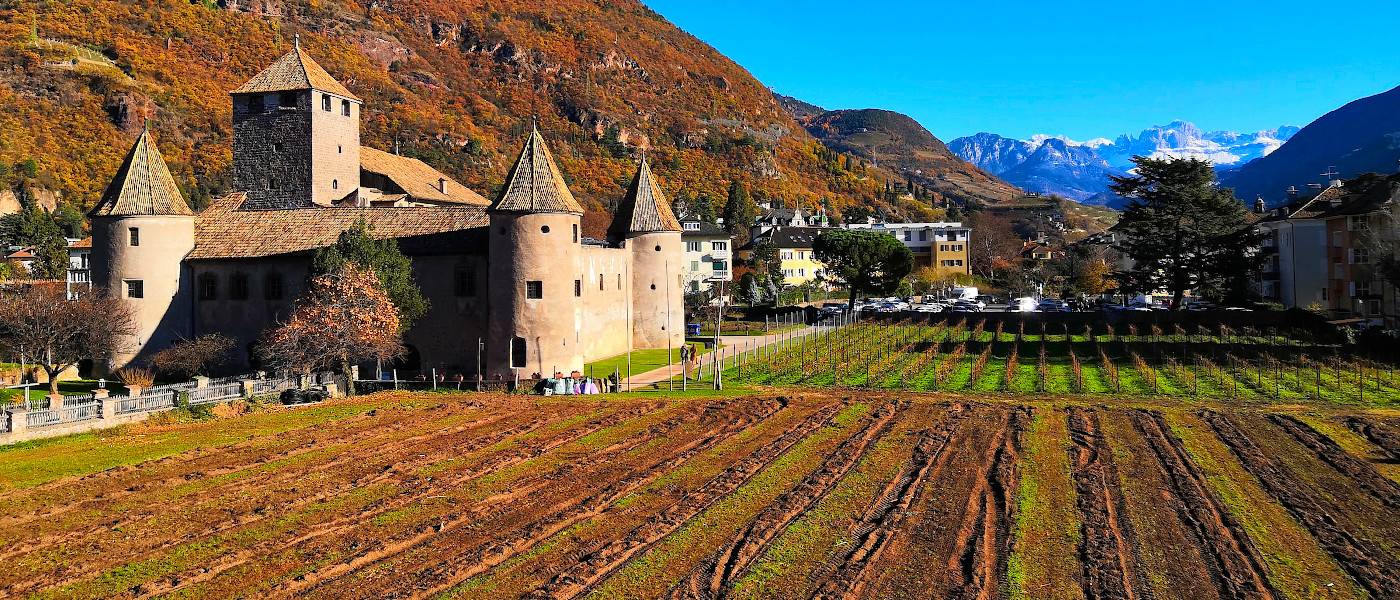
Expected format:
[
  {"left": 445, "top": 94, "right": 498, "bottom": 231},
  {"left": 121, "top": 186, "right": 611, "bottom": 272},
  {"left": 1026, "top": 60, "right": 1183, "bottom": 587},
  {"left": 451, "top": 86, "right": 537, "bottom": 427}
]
[
  {"left": 584, "top": 344, "right": 705, "bottom": 378},
  {"left": 696, "top": 322, "right": 805, "bottom": 337},
  {"left": 9, "top": 379, "right": 129, "bottom": 403}
]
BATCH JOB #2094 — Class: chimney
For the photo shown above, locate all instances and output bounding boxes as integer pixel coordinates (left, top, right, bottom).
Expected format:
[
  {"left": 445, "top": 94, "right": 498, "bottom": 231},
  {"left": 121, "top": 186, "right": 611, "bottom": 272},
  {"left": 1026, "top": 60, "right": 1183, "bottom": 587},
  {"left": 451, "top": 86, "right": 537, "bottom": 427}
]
[
  {"left": 438, "top": 177, "right": 447, "bottom": 193},
  {"left": 1254, "top": 195, "right": 1267, "bottom": 214}
]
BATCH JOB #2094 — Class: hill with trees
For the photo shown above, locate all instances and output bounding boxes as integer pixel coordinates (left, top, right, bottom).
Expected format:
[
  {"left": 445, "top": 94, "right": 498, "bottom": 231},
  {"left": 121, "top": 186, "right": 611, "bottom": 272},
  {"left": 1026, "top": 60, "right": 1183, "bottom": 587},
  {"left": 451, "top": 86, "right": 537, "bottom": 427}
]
[{"left": 0, "top": 0, "right": 1013, "bottom": 234}]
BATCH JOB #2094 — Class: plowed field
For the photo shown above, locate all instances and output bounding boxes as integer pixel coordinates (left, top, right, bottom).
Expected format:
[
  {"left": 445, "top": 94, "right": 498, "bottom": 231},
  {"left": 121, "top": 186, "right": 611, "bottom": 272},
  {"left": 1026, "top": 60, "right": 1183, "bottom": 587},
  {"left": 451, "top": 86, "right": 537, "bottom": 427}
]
[{"left": 1, "top": 391, "right": 1396, "bottom": 599}]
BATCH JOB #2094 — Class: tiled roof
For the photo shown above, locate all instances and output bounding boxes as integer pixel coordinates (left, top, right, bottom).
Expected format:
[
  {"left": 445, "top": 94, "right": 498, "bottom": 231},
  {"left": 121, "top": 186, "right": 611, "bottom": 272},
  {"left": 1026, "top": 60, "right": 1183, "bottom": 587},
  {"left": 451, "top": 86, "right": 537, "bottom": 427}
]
[
  {"left": 681, "top": 220, "right": 728, "bottom": 237},
  {"left": 359, "top": 147, "right": 489, "bottom": 206},
  {"left": 740, "top": 226, "right": 830, "bottom": 250},
  {"left": 231, "top": 40, "right": 359, "bottom": 101},
  {"left": 190, "top": 193, "right": 487, "bottom": 259},
  {"left": 89, "top": 127, "right": 194, "bottom": 218},
  {"left": 489, "top": 124, "right": 583, "bottom": 215},
  {"left": 70, "top": 237, "right": 92, "bottom": 249},
  {"left": 609, "top": 157, "right": 681, "bottom": 237}
]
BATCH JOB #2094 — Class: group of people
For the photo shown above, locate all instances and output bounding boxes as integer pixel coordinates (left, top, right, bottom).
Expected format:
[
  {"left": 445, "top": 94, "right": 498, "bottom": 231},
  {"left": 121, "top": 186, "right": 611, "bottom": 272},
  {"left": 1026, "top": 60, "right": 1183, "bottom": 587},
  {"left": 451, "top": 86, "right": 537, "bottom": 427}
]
[{"left": 537, "top": 371, "right": 617, "bottom": 395}]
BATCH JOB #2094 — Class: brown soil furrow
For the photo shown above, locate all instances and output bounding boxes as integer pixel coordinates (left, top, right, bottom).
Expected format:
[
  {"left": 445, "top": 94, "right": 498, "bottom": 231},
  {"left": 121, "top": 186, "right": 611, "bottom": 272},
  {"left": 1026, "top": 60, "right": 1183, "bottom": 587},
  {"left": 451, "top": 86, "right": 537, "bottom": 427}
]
[
  {"left": 1066, "top": 407, "right": 1149, "bottom": 600},
  {"left": 22, "top": 402, "right": 655, "bottom": 599},
  {"left": 946, "top": 406, "right": 1025, "bottom": 600},
  {"left": 858, "top": 406, "right": 1018, "bottom": 599},
  {"left": 399, "top": 398, "right": 792, "bottom": 599},
  {"left": 1343, "top": 416, "right": 1400, "bottom": 461},
  {"left": 666, "top": 400, "right": 903, "bottom": 599},
  {"left": 807, "top": 403, "right": 968, "bottom": 600},
  {"left": 1127, "top": 410, "right": 1277, "bottom": 600},
  {"left": 526, "top": 399, "right": 849, "bottom": 600},
  {"left": 273, "top": 398, "right": 777, "bottom": 599},
  {"left": 0, "top": 396, "right": 487, "bottom": 510},
  {"left": 0, "top": 408, "right": 534, "bottom": 566},
  {"left": 1202, "top": 410, "right": 1400, "bottom": 599},
  {"left": 1269, "top": 414, "right": 1400, "bottom": 508}
]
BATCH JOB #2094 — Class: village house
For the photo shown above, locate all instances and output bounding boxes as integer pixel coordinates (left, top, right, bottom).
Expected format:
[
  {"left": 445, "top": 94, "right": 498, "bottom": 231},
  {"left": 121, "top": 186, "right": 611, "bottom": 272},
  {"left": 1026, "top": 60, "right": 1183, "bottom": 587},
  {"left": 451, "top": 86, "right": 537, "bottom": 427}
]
[
  {"left": 678, "top": 217, "right": 732, "bottom": 295},
  {"left": 88, "top": 40, "right": 684, "bottom": 379},
  {"left": 737, "top": 226, "right": 828, "bottom": 286},
  {"left": 844, "top": 221, "right": 972, "bottom": 277}
]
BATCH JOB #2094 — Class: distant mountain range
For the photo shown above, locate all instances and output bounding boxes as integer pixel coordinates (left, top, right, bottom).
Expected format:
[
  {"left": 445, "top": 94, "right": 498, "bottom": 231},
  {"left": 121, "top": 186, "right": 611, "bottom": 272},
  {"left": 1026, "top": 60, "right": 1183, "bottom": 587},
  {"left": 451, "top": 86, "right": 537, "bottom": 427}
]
[
  {"left": 949, "top": 122, "right": 1298, "bottom": 208},
  {"left": 1222, "top": 84, "right": 1400, "bottom": 205}
]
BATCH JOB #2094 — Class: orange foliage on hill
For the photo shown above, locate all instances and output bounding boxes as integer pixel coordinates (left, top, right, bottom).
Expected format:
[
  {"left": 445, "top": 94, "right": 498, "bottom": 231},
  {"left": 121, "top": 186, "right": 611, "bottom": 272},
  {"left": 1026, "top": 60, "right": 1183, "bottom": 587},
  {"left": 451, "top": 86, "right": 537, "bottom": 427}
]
[{"left": 0, "top": 0, "right": 984, "bottom": 228}]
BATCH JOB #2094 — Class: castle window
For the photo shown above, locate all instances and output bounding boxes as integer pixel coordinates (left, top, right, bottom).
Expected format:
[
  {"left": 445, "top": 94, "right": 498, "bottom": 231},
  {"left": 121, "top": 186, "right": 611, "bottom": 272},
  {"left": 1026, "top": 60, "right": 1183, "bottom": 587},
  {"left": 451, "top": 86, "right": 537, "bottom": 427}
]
[
  {"left": 510, "top": 337, "right": 527, "bottom": 369},
  {"left": 655, "top": 245, "right": 662, "bottom": 252},
  {"left": 272, "top": 142, "right": 284, "bottom": 153},
  {"left": 526, "top": 281, "right": 543, "bottom": 299},
  {"left": 322, "top": 94, "right": 332, "bottom": 111},
  {"left": 541, "top": 225, "right": 550, "bottom": 234},
  {"left": 454, "top": 268, "right": 476, "bottom": 297},
  {"left": 572, "top": 224, "right": 579, "bottom": 243},
  {"left": 248, "top": 95, "right": 265, "bottom": 113},
  {"left": 618, "top": 274, "right": 622, "bottom": 290},
  {"left": 341, "top": 99, "right": 351, "bottom": 116},
  {"left": 279, "top": 92, "right": 297, "bottom": 108},
  {"left": 230, "top": 273, "right": 249, "bottom": 300},
  {"left": 599, "top": 274, "right": 604, "bottom": 291},
  {"left": 265, "top": 272, "right": 284, "bottom": 300},
  {"left": 128, "top": 227, "right": 140, "bottom": 247},
  {"left": 338, "top": 145, "right": 343, "bottom": 154},
  {"left": 574, "top": 279, "right": 582, "bottom": 297},
  {"left": 332, "top": 179, "right": 339, "bottom": 190},
  {"left": 198, "top": 274, "right": 217, "bottom": 301},
  {"left": 125, "top": 280, "right": 143, "bottom": 299}
]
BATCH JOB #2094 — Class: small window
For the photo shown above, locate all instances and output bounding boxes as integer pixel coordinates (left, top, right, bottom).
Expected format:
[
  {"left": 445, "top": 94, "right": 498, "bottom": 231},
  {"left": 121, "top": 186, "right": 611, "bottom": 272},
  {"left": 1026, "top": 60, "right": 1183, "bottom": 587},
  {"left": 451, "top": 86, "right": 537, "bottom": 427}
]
[
  {"left": 272, "top": 142, "right": 284, "bottom": 153},
  {"left": 265, "top": 272, "right": 284, "bottom": 300},
  {"left": 574, "top": 279, "right": 582, "bottom": 297},
  {"left": 230, "top": 273, "right": 249, "bottom": 300},
  {"left": 712, "top": 241, "right": 727, "bottom": 251},
  {"left": 511, "top": 337, "right": 528, "bottom": 369},
  {"left": 337, "top": 144, "right": 343, "bottom": 154},
  {"left": 454, "top": 268, "right": 476, "bottom": 297},
  {"left": 248, "top": 95, "right": 265, "bottom": 113},
  {"left": 279, "top": 92, "right": 297, "bottom": 108},
  {"left": 617, "top": 274, "right": 622, "bottom": 290},
  {"left": 125, "top": 280, "right": 143, "bottom": 299},
  {"left": 128, "top": 227, "right": 140, "bottom": 247},
  {"left": 332, "top": 179, "right": 339, "bottom": 190},
  {"left": 687, "top": 241, "right": 702, "bottom": 252},
  {"left": 572, "top": 224, "right": 579, "bottom": 243},
  {"left": 903, "top": 231, "right": 912, "bottom": 241},
  {"left": 526, "top": 281, "right": 543, "bottom": 299},
  {"left": 541, "top": 225, "right": 551, "bottom": 234},
  {"left": 198, "top": 274, "right": 217, "bottom": 301},
  {"left": 322, "top": 94, "right": 332, "bottom": 111},
  {"left": 341, "top": 99, "right": 351, "bottom": 116},
  {"left": 599, "top": 274, "right": 605, "bottom": 291}
]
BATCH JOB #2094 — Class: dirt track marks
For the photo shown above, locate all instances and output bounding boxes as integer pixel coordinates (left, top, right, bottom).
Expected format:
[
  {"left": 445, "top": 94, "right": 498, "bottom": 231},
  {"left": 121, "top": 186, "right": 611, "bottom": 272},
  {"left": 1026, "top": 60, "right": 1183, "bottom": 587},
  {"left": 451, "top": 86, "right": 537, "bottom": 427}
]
[
  {"left": 1343, "top": 416, "right": 1400, "bottom": 461},
  {"left": 862, "top": 405, "right": 1027, "bottom": 600},
  {"left": 666, "top": 400, "right": 902, "bottom": 599},
  {"left": 529, "top": 399, "right": 848, "bottom": 599},
  {"left": 1203, "top": 411, "right": 1399, "bottom": 599},
  {"left": 807, "top": 404, "right": 968, "bottom": 599},
  {"left": 1269, "top": 415, "right": 1400, "bottom": 508},
  {"left": 1066, "top": 408, "right": 1148, "bottom": 600},
  {"left": 1128, "top": 411, "right": 1277, "bottom": 600}
]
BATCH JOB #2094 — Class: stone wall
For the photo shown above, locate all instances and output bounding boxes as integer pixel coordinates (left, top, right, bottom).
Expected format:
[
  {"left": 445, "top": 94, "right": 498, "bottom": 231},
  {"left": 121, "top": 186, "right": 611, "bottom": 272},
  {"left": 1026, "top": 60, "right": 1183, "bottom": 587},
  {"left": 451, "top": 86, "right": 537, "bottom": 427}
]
[{"left": 232, "top": 91, "right": 315, "bottom": 210}]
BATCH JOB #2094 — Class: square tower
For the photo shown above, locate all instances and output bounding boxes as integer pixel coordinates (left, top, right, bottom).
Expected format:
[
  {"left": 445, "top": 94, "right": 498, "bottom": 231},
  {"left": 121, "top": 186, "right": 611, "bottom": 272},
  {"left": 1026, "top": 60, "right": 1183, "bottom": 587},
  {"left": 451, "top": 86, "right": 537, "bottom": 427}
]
[{"left": 230, "top": 38, "right": 361, "bottom": 210}]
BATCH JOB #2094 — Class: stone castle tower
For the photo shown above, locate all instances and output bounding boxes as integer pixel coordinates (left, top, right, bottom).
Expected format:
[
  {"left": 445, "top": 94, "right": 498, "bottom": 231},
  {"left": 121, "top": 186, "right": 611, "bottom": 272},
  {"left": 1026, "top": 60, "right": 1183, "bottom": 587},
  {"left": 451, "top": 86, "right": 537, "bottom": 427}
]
[
  {"left": 485, "top": 123, "right": 588, "bottom": 377},
  {"left": 89, "top": 125, "right": 196, "bottom": 370},
  {"left": 610, "top": 156, "right": 685, "bottom": 350},
  {"left": 230, "top": 37, "right": 361, "bottom": 210}
]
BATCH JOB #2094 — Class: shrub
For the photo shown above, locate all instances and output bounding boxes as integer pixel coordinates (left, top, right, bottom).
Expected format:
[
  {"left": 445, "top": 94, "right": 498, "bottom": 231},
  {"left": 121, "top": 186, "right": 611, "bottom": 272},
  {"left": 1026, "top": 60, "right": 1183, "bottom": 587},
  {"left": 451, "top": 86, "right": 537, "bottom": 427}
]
[
  {"left": 116, "top": 366, "right": 154, "bottom": 388},
  {"left": 150, "top": 334, "right": 235, "bottom": 380}
]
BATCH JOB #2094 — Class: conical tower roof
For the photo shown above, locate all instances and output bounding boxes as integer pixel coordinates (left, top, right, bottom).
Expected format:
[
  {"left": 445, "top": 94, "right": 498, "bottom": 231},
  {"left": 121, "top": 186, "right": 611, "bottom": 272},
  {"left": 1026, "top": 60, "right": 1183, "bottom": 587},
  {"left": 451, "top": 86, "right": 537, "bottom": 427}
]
[
  {"left": 489, "top": 123, "right": 584, "bottom": 215},
  {"left": 609, "top": 156, "right": 681, "bottom": 238},
  {"left": 231, "top": 36, "right": 360, "bottom": 101},
  {"left": 89, "top": 126, "right": 193, "bottom": 218}
]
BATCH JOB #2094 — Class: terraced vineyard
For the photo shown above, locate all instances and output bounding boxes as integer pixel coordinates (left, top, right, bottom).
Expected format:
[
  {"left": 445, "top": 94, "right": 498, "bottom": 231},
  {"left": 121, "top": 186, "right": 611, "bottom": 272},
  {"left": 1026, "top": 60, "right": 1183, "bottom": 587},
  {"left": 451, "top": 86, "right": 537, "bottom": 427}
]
[
  {"left": 0, "top": 390, "right": 1395, "bottom": 599},
  {"left": 728, "top": 319, "right": 1400, "bottom": 407}
]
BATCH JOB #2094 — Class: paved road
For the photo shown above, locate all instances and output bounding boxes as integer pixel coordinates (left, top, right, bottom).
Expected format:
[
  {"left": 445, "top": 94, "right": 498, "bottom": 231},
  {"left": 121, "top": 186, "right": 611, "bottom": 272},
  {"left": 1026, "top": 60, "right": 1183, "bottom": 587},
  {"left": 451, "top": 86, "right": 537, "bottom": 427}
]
[{"left": 622, "top": 326, "right": 821, "bottom": 389}]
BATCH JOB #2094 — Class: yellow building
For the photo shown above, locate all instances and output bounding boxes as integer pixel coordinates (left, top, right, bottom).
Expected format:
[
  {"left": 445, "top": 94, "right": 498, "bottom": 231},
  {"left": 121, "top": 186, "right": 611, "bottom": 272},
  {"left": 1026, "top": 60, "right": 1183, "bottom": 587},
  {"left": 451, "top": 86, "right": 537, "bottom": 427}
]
[
  {"left": 845, "top": 222, "right": 971, "bottom": 277},
  {"left": 737, "top": 226, "right": 829, "bottom": 286}
]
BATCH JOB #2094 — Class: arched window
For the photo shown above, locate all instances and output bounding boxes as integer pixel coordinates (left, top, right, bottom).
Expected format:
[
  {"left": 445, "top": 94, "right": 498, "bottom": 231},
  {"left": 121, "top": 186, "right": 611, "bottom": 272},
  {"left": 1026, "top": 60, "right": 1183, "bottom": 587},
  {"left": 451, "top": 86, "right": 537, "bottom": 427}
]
[
  {"left": 332, "top": 179, "right": 339, "bottom": 190},
  {"left": 230, "top": 273, "right": 249, "bottom": 300}
]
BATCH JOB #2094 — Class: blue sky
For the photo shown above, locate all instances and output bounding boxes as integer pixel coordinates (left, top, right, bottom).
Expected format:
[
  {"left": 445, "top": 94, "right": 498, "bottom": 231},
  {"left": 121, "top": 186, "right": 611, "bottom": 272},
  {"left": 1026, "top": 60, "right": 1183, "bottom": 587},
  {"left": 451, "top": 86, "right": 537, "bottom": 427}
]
[{"left": 645, "top": 1, "right": 1400, "bottom": 141}]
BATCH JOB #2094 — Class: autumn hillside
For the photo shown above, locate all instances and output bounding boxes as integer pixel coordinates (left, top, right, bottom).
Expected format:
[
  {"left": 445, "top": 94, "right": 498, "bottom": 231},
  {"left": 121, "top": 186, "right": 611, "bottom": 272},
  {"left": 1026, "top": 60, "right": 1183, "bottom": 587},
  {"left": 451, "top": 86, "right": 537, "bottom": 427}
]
[{"left": 0, "top": 0, "right": 1015, "bottom": 230}]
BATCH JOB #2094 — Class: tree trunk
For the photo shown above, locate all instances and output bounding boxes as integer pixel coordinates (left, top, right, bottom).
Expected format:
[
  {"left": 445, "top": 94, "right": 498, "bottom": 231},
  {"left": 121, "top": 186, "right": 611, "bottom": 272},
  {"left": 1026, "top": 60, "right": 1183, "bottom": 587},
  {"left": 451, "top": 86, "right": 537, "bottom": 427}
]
[
  {"left": 847, "top": 287, "right": 859, "bottom": 312},
  {"left": 341, "top": 353, "right": 356, "bottom": 396},
  {"left": 44, "top": 365, "right": 61, "bottom": 403}
]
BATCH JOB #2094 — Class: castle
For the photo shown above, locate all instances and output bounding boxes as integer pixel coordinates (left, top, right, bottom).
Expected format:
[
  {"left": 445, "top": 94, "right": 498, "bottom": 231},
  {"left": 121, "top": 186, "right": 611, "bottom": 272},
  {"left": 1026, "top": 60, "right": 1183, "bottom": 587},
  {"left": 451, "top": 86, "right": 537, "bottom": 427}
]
[{"left": 89, "top": 40, "right": 684, "bottom": 379}]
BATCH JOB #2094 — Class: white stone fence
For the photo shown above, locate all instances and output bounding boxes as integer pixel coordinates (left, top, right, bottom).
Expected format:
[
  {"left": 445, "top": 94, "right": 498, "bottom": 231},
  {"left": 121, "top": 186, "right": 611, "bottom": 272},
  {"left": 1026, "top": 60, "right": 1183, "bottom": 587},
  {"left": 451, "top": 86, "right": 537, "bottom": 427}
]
[{"left": 1, "top": 372, "right": 309, "bottom": 445}]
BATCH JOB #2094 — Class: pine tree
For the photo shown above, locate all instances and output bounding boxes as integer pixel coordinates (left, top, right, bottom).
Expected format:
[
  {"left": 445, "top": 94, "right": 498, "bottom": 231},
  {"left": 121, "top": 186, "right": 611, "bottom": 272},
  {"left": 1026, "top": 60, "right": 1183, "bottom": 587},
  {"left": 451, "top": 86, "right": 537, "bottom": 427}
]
[
  {"left": 692, "top": 193, "right": 717, "bottom": 226},
  {"left": 1111, "top": 157, "right": 1263, "bottom": 309},
  {"left": 722, "top": 180, "right": 757, "bottom": 245}
]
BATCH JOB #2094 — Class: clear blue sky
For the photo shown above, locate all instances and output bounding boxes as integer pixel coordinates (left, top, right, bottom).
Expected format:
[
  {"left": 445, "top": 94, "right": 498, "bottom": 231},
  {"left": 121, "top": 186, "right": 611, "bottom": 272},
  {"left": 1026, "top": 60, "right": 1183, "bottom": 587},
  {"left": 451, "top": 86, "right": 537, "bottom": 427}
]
[{"left": 645, "top": 1, "right": 1400, "bottom": 141}]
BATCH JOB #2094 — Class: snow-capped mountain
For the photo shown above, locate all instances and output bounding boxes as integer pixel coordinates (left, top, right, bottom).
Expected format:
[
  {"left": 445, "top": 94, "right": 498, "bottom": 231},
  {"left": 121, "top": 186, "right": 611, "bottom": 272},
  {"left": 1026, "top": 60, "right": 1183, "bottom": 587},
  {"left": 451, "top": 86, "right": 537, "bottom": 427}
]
[{"left": 949, "top": 121, "right": 1297, "bottom": 206}]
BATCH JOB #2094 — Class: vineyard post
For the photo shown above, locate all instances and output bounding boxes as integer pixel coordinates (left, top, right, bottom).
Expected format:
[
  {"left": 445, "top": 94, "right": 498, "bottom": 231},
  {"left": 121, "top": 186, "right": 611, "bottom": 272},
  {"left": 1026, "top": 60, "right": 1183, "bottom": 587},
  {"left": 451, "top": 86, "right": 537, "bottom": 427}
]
[{"left": 1358, "top": 360, "right": 1363, "bottom": 404}]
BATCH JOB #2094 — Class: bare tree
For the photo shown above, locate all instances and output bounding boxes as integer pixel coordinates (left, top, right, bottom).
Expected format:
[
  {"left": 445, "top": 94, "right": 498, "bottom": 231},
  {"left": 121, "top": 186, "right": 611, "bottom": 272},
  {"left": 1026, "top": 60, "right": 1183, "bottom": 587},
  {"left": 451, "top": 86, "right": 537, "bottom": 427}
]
[
  {"left": 150, "top": 334, "right": 235, "bottom": 380},
  {"left": 0, "top": 284, "right": 135, "bottom": 399}
]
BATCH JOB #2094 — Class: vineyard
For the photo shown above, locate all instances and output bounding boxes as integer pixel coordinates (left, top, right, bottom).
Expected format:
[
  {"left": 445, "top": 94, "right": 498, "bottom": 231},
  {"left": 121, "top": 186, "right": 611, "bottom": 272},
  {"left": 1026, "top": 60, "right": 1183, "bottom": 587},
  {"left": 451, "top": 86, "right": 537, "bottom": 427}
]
[
  {"left": 0, "top": 391, "right": 1395, "bottom": 599},
  {"left": 724, "top": 318, "right": 1400, "bottom": 406}
]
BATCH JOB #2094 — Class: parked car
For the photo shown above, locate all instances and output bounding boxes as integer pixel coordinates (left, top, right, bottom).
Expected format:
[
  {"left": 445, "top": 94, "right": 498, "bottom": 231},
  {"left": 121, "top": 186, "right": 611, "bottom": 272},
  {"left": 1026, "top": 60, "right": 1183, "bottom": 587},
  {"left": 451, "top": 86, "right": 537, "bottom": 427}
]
[
  {"left": 914, "top": 303, "right": 944, "bottom": 313},
  {"left": 1009, "top": 297, "right": 1038, "bottom": 312}
]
